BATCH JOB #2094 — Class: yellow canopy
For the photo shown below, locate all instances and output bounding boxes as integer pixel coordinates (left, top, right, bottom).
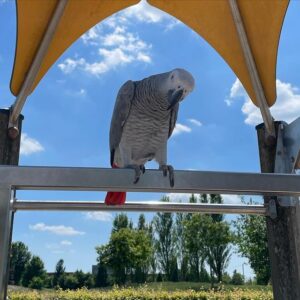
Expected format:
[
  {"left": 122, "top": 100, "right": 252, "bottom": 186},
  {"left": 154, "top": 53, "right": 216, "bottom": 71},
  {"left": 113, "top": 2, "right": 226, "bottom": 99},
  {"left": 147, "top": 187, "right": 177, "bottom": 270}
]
[
  {"left": 10, "top": 0, "right": 139, "bottom": 96},
  {"left": 10, "top": 0, "right": 289, "bottom": 107}
]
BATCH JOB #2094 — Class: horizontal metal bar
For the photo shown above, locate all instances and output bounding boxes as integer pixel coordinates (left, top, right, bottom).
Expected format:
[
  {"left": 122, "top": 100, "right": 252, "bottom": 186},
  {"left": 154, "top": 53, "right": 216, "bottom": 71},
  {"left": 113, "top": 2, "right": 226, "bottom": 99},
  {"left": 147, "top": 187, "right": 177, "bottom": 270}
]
[
  {"left": 12, "top": 201, "right": 266, "bottom": 215},
  {"left": 1, "top": 166, "right": 300, "bottom": 196}
]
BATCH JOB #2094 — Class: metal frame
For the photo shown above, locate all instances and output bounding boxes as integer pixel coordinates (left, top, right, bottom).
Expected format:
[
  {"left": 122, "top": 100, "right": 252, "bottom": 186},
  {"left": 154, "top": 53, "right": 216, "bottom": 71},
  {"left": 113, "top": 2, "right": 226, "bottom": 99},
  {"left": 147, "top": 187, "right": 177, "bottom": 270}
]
[
  {"left": 229, "top": 0, "right": 275, "bottom": 136},
  {"left": 1, "top": 166, "right": 300, "bottom": 196},
  {"left": 2, "top": 166, "right": 290, "bottom": 297},
  {"left": 12, "top": 200, "right": 266, "bottom": 215},
  {"left": 0, "top": 118, "right": 299, "bottom": 297},
  {"left": 0, "top": 187, "right": 13, "bottom": 299}
]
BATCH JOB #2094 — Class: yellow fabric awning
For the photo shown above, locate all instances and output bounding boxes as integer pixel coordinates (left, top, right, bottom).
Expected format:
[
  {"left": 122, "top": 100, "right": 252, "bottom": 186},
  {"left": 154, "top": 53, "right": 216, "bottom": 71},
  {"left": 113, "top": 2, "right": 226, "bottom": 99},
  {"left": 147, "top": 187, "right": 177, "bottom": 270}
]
[
  {"left": 10, "top": 0, "right": 139, "bottom": 96},
  {"left": 149, "top": 0, "right": 289, "bottom": 107},
  {"left": 10, "top": 0, "right": 289, "bottom": 107}
]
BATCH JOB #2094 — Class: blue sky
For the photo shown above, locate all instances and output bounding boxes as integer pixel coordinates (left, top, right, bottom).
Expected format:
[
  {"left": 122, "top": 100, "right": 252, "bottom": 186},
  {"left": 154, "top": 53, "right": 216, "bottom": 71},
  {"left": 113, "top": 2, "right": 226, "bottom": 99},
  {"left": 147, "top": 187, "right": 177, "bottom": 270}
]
[{"left": 1, "top": 0, "right": 300, "bottom": 279}]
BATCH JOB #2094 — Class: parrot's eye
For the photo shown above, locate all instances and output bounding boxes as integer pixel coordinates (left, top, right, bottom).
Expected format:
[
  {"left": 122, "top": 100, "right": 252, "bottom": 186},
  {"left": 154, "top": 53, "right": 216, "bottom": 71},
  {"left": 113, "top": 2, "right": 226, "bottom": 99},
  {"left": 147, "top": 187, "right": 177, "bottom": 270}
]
[
  {"left": 178, "top": 86, "right": 181, "bottom": 89},
  {"left": 171, "top": 75, "right": 174, "bottom": 80}
]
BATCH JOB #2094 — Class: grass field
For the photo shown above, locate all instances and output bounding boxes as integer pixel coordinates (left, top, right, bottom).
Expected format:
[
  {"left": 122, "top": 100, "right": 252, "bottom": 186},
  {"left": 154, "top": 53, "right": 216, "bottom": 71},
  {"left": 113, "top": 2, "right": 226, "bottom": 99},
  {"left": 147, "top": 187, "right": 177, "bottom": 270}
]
[{"left": 8, "top": 282, "right": 273, "bottom": 300}]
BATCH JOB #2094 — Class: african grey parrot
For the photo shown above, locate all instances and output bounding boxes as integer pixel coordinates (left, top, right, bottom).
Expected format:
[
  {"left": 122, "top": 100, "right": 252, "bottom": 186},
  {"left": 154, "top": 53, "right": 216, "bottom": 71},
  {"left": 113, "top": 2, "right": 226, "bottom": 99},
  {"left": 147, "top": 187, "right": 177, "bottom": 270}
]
[{"left": 105, "top": 68, "right": 195, "bottom": 205}]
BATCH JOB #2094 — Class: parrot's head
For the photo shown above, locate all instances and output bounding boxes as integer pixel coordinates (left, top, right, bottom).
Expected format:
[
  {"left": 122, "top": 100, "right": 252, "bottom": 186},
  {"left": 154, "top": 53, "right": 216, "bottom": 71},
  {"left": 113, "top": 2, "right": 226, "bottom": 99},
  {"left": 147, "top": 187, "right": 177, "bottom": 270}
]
[{"left": 163, "top": 68, "right": 195, "bottom": 110}]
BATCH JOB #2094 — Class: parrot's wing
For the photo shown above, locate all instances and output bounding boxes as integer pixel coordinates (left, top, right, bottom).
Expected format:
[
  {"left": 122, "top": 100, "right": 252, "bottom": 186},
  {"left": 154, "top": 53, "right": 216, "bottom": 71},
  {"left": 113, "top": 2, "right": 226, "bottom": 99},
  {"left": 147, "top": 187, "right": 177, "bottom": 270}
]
[
  {"left": 168, "top": 103, "right": 179, "bottom": 138},
  {"left": 109, "top": 80, "right": 136, "bottom": 166}
]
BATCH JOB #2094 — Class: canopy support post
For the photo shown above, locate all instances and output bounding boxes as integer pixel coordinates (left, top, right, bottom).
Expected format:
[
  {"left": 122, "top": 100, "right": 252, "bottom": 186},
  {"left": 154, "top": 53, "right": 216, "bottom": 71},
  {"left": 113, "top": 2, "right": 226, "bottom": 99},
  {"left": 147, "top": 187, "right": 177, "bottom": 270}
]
[
  {"left": 257, "top": 121, "right": 300, "bottom": 300},
  {"left": 8, "top": 0, "right": 68, "bottom": 139},
  {"left": 229, "top": 0, "right": 275, "bottom": 137},
  {"left": 0, "top": 109, "right": 23, "bottom": 299},
  {"left": 0, "top": 187, "right": 13, "bottom": 300}
]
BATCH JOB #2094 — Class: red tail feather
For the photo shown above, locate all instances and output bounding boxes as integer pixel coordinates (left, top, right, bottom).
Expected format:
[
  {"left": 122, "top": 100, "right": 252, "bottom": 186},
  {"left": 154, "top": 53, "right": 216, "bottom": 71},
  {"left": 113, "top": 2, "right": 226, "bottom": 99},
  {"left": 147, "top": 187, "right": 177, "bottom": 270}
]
[{"left": 105, "top": 163, "right": 126, "bottom": 205}]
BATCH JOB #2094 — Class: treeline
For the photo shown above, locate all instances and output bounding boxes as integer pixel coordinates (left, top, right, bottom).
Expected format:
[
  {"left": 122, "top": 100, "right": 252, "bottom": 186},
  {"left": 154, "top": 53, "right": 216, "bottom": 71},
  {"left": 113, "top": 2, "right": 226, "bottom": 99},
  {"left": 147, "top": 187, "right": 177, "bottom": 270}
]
[
  {"left": 9, "top": 243, "right": 94, "bottom": 290},
  {"left": 9, "top": 194, "right": 271, "bottom": 290},
  {"left": 95, "top": 194, "right": 271, "bottom": 286}
]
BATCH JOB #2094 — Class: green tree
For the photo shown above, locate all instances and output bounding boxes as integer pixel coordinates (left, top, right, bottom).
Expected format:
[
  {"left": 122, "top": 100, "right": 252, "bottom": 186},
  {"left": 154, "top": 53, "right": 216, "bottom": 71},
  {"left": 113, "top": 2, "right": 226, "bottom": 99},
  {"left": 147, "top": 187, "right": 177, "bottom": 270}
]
[
  {"left": 74, "top": 270, "right": 87, "bottom": 288},
  {"left": 108, "top": 228, "right": 134, "bottom": 284},
  {"left": 53, "top": 259, "right": 65, "bottom": 287},
  {"left": 62, "top": 274, "right": 79, "bottom": 290},
  {"left": 174, "top": 211, "right": 188, "bottom": 281},
  {"left": 106, "top": 227, "right": 152, "bottom": 284},
  {"left": 231, "top": 269, "right": 244, "bottom": 285},
  {"left": 95, "top": 245, "right": 108, "bottom": 287},
  {"left": 138, "top": 214, "right": 147, "bottom": 230},
  {"left": 112, "top": 213, "right": 130, "bottom": 232},
  {"left": 9, "top": 241, "right": 31, "bottom": 285},
  {"left": 200, "top": 194, "right": 232, "bottom": 284},
  {"left": 153, "top": 197, "right": 174, "bottom": 279},
  {"left": 22, "top": 255, "right": 46, "bottom": 287},
  {"left": 147, "top": 222, "right": 157, "bottom": 281},
  {"left": 133, "top": 229, "right": 152, "bottom": 283},
  {"left": 169, "top": 255, "right": 179, "bottom": 282},
  {"left": 28, "top": 276, "right": 44, "bottom": 290},
  {"left": 209, "top": 194, "right": 223, "bottom": 222},
  {"left": 234, "top": 214, "right": 271, "bottom": 285},
  {"left": 184, "top": 214, "right": 209, "bottom": 281},
  {"left": 205, "top": 220, "right": 232, "bottom": 283}
]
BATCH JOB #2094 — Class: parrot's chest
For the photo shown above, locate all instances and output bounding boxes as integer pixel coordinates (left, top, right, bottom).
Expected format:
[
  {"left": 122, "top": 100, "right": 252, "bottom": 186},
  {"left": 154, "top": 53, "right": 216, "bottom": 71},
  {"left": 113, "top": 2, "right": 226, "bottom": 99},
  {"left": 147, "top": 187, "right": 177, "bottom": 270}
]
[{"left": 121, "top": 109, "right": 169, "bottom": 161}]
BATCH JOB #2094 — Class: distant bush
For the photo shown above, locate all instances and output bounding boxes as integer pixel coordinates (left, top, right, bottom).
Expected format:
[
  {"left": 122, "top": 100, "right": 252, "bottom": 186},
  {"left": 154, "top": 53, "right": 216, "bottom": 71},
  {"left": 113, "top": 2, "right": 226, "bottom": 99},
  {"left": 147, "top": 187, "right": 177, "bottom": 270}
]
[
  {"left": 231, "top": 270, "right": 244, "bottom": 285},
  {"left": 221, "top": 272, "right": 231, "bottom": 284},
  {"left": 28, "top": 277, "right": 44, "bottom": 290}
]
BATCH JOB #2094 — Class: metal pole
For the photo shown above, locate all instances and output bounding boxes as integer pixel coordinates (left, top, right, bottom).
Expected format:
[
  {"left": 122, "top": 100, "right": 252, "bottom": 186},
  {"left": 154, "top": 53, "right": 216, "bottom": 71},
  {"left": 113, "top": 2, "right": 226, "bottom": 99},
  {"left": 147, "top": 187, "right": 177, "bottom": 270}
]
[
  {"left": 257, "top": 122, "right": 300, "bottom": 300},
  {"left": 0, "top": 109, "right": 23, "bottom": 299},
  {"left": 0, "top": 187, "right": 12, "bottom": 300},
  {"left": 229, "top": 0, "right": 275, "bottom": 137},
  {"left": 8, "top": 0, "right": 68, "bottom": 138},
  {"left": 12, "top": 201, "right": 267, "bottom": 215},
  {"left": 0, "top": 166, "right": 300, "bottom": 196}
]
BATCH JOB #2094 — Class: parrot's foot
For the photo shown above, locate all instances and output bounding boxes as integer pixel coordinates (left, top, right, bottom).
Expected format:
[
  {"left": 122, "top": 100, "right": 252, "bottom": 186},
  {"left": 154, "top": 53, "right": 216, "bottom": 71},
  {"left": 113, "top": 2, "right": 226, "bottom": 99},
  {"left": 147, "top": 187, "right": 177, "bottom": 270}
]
[
  {"left": 125, "top": 164, "right": 144, "bottom": 184},
  {"left": 160, "top": 165, "right": 174, "bottom": 187}
]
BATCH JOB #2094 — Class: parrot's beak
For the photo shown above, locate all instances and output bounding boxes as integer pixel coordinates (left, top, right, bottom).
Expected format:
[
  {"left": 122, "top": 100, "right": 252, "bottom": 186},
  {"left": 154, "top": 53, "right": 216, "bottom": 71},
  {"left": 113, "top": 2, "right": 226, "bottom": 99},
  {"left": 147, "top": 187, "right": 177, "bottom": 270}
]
[{"left": 167, "top": 89, "right": 184, "bottom": 110}]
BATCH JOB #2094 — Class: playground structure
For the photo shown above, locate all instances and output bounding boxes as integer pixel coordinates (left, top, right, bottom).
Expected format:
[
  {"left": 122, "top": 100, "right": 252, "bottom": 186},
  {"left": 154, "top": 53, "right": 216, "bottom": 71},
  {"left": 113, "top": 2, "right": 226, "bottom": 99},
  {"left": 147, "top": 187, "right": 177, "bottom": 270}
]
[{"left": 0, "top": 0, "right": 300, "bottom": 299}]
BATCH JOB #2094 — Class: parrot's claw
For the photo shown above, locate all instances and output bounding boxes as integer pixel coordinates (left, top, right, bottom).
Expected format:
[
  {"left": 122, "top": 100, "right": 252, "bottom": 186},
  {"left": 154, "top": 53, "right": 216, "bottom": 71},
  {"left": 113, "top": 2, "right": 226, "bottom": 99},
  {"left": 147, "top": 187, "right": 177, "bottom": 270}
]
[
  {"left": 140, "top": 165, "right": 146, "bottom": 174},
  {"left": 160, "top": 165, "right": 175, "bottom": 187},
  {"left": 126, "top": 164, "right": 142, "bottom": 184}
]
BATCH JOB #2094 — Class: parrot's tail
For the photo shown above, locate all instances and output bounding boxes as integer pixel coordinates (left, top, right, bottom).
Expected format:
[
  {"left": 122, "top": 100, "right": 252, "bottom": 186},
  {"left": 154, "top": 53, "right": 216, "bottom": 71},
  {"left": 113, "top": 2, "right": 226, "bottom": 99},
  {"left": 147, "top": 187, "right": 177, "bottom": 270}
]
[{"left": 105, "top": 163, "right": 126, "bottom": 205}]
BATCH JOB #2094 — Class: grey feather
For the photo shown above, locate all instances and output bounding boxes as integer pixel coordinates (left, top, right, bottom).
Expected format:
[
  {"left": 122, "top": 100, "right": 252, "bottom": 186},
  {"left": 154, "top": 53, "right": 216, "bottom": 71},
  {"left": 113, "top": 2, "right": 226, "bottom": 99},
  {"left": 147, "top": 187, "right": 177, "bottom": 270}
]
[
  {"left": 168, "top": 103, "right": 179, "bottom": 138},
  {"left": 109, "top": 80, "right": 135, "bottom": 166}
]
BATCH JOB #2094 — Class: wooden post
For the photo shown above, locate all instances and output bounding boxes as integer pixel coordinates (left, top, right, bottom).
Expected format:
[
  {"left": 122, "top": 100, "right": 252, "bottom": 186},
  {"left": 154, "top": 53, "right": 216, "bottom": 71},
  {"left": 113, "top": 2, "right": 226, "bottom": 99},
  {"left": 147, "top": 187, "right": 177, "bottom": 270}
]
[
  {"left": 256, "top": 122, "right": 300, "bottom": 299},
  {"left": 0, "top": 109, "right": 23, "bottom": 298},
  {"left": 0, "top": 109, "right": 23, "bottom": 164}
]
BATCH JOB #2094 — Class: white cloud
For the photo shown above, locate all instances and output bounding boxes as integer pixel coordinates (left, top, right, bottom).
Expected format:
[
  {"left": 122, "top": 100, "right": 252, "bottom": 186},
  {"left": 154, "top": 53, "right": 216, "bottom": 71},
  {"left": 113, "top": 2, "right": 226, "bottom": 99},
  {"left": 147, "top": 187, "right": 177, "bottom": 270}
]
[
  {"left": 58, "top": 58, "right": 86, "bottom": 74},
  {"left": 60, "top": 0, "right": 183, "bottom": 76},
  {"left": 20, "top": 133, "right": 44, "bottom": 156},
  {"left": 29, "top": 223, "right": 85, "bottom": 236},
  {"left": 172, "top": 123, "right": 192, "bottom": 135},
  {"left": 61, "top": 240, "right": 72, "bottom": 246},
  {"left": 166, "top": 193, "right": 192, "bottom": 202},
  {"left": 188, "top": 118, "right": 202, "bottom": 127},
  {"left": 81, "top": 26, "right": 101, "bottom": 45},
  {"left": 84, "top": 48, "right": 133, "bottom": 75},
  {"left": 61, "top": 25, "right": 152, "bottom": 76},
  {"left": 84, "top": 212, "right": 113, "bottom": 222},
  {"left": 226, "top": 78, "right": 300, "bottom": 125},
  {"left": 122, "top": 0, "right": 166, "bottom": 23},
  {"left": 221, "top": 195, "right": 242, "bottom": 204}
]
